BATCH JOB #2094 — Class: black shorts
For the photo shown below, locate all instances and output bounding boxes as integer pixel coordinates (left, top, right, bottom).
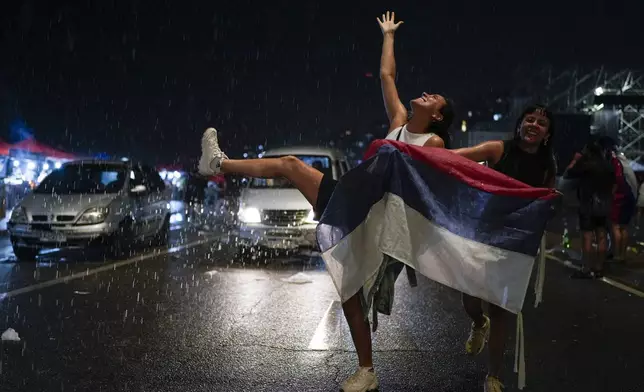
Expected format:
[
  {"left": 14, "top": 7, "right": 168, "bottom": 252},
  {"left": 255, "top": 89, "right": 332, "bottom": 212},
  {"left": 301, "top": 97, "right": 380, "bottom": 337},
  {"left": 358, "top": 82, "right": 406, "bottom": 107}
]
[
  {"left": 579, "top": 213, "right": 608, "bottom": 232},
  {"left": 314, "top": 173, "right": 338, "bottom": 221}
]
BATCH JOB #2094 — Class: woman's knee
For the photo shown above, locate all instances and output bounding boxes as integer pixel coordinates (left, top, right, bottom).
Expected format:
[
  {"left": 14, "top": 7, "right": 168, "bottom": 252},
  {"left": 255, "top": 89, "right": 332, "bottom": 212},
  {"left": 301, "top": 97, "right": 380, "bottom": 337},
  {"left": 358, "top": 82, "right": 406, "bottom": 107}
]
[{"left": 280, "top": 155, "right": 304, "bottom": 172}]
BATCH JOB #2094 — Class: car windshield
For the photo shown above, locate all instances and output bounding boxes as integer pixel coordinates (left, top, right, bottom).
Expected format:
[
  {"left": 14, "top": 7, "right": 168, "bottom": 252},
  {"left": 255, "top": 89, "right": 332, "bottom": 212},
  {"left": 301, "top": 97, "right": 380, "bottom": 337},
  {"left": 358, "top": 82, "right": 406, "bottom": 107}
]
[
  {"left": 34, "top": 163, "right": 127, "bottom": 195},
  {"left": 249, "top": 155, "right": 332, "bottom": 189}
]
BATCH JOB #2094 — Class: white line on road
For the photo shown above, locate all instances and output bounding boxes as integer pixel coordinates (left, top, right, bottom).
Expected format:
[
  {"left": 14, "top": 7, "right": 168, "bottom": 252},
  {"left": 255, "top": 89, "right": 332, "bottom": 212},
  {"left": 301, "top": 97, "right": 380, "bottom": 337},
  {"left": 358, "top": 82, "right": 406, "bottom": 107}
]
[
  {"left": 546, "top": 254, "right": 644, "bottom": 298},
  {"left": 0, "top": 238, "right": 216, "bottom": 301},
  {"left": 599, "top": 276, "right": 644, "bottom": 298},
  {"left": 308, "top": 300, "right": 339, "bottom": 350}
]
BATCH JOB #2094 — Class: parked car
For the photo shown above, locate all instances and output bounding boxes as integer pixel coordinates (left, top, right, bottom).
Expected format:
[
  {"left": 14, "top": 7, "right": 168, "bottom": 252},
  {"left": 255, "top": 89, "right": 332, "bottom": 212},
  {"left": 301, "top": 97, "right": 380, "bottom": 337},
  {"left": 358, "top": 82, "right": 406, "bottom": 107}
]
[
  {"left": 234, "top": 146, "right": 351, "bottom": 259},
  {"left": 8, "top": 160, "right": 171, "bottom": 261}
]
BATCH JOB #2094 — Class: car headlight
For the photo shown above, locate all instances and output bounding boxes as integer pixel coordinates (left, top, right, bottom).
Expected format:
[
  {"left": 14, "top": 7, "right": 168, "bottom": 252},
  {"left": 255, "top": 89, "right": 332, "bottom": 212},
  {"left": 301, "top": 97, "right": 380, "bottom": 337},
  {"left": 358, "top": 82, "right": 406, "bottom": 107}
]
[
  {"left": 305, "top": 209, "right": 318, "bottom": 224},
  {"left": 76, "top": 207, "right": 110, "bottom": 225},
  {"left": 9, "top": 207, "right": 27, "bottom": 223},
  {"left": 238, "top": 207, "right": 261, "bottom": 223}
]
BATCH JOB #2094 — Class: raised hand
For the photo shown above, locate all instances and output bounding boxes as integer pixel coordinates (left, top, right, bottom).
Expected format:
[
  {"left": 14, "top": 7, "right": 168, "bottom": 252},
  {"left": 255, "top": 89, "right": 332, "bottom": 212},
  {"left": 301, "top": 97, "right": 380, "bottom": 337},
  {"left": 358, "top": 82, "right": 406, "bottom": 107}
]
[{"left": 377, "top": 11, "right": 403, "bottom": 35}]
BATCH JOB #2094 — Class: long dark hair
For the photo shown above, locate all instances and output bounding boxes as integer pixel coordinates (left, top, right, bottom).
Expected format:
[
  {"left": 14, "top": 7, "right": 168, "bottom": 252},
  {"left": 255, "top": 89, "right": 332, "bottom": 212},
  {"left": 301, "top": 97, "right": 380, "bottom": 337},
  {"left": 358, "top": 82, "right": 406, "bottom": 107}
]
[
  {"left": 428, "top": 98, "right": 455, "bottom": 149},
  {"left": 596, "top": 135, "right": 617, "bottom": 162},
  {"left": 513, "top": 104, "right": 557, "bottom": 177}
]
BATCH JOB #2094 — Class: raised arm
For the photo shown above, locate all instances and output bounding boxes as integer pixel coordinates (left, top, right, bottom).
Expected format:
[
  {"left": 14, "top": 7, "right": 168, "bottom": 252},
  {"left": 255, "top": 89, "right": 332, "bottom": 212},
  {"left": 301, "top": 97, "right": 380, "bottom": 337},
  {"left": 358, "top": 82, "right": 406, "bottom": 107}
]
[
  {"left": 452, "top": 141, "right": 504, "bottom": 165},
  {"left": 377, "top": 11, "right": 407, "bottom": 132}
]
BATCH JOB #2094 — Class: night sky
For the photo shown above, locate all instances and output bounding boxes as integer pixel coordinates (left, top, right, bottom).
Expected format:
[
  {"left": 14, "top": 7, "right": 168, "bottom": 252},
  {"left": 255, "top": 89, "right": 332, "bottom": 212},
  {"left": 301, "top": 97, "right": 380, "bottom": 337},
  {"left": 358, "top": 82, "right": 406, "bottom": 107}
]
[{"left": 0, "top": 0, "right": 642, "bottom": 165}]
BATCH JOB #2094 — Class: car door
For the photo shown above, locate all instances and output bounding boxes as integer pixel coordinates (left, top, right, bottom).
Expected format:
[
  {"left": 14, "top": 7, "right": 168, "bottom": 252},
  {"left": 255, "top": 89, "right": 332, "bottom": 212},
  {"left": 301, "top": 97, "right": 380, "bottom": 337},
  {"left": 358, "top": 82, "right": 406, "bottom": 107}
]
[{"left": 140, "top": 165, "right": 169, "bottom": 234}]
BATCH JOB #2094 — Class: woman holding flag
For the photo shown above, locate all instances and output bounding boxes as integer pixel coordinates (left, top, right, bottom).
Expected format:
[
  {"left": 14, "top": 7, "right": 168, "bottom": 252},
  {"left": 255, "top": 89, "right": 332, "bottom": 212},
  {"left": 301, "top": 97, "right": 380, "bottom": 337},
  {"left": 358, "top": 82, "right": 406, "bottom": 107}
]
[
  {"left": 198, "top": 11, "right": 454, "bottom": 391},
  {"left": 451, "top": 104, "right": 557, "bottom": 392}
]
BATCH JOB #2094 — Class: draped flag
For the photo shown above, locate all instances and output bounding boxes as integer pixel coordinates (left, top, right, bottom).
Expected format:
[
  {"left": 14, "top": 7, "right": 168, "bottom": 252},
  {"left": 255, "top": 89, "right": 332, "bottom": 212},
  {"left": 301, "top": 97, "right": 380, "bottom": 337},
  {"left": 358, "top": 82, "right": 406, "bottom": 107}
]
[{"left": 316, "top": 140, "right": 561, "bottom": 314}]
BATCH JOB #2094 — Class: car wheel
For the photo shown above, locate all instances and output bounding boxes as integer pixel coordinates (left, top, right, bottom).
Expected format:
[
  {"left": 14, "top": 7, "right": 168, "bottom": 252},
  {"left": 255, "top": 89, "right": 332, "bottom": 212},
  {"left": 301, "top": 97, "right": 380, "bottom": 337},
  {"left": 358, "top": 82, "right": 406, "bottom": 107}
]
[
  {"left": 107, "top": 218, "right": 134, "bottom": 260},
  {"left": 13, "top": 247, "right": 40, "bottom": 262}
]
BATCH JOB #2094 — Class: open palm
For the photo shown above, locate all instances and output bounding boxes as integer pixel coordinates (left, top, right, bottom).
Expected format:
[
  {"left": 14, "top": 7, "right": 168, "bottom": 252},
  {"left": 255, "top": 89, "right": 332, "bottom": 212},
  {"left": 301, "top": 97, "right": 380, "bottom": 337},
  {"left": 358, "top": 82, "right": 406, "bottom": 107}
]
[{"left": 377, "top": 11, "right": 403, "bottom": 35}]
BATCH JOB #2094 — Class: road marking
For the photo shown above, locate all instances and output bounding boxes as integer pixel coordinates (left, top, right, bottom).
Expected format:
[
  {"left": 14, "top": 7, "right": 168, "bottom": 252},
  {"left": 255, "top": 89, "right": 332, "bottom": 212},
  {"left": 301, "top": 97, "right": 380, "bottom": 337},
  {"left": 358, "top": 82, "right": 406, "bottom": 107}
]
[
  {"left": 600, "top": 277, "right": 644, "bottom": 298},
  {"left": 308, "top": 300, "right": 340, "bottom": 350},
  {"left": 0, "top": 238, "right": 215, "bottom": 301},
  {"left": 307, "top": 299, "right": 419, "bottom": 352},
  {"left": 546, "top": 254, "right": 644, "bottom": 298},
  {"left": 545, "top": 254, "right": 580, "bottom": 270}
]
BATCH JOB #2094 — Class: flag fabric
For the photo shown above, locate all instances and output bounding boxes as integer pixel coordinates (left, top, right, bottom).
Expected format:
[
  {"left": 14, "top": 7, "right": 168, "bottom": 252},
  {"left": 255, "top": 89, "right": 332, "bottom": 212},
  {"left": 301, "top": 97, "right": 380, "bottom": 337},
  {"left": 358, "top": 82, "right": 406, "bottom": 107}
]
[{"left": 316, "top": 140, "right": 561, "bottom": 315}]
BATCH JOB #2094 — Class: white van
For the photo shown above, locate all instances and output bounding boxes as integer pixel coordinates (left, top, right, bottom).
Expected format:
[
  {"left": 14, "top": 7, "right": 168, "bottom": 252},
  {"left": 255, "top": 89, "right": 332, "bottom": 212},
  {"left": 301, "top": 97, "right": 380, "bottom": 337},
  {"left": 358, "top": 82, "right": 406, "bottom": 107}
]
[{"left": 234, "top": 146, "right": 351, "bottom": 258}]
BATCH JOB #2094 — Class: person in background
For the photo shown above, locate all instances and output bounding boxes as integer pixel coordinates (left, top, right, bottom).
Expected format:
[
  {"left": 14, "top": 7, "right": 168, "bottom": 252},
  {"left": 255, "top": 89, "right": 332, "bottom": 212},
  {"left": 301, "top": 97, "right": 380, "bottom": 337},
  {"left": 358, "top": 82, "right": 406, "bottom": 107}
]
[
  {"left": 564, "top": 139, "right": 615, "bottom": 278},
  {"left": 598, "top": 137, "right": 637, "bottom": 262},
  {"left": 637, "top": 176, "right": 644, "bottom": 227},
  {"left": 183, "top": 169, "right": 208, "bottom": 227}
]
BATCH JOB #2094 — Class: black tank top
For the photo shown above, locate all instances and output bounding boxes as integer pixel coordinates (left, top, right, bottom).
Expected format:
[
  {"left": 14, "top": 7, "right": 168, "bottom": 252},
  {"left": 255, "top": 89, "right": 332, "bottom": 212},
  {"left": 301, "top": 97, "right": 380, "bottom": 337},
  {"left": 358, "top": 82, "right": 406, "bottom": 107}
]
[{"left": 491, "top": 140, "right": 555, "bottom": 187}]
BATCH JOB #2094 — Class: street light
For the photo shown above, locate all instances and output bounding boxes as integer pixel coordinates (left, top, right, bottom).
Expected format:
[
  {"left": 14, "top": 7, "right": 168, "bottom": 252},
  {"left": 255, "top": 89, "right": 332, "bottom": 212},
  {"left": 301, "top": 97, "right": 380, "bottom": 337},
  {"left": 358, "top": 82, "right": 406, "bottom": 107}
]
[{"left": 594, "top": 87, "right": 604, "bottom": 96}]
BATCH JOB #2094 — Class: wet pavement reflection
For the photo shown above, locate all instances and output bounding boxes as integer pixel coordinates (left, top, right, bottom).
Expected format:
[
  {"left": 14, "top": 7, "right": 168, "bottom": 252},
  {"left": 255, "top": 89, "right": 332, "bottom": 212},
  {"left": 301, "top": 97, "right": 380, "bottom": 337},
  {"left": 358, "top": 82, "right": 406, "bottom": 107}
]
[{"left": 0, "top": 212, "right": 642, "bottom": 391}]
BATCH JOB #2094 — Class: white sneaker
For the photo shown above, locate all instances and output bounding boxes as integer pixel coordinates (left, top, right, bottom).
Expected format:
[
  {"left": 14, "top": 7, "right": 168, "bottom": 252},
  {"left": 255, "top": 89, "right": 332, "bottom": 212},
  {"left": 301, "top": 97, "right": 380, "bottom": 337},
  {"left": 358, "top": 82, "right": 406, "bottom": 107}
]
[
  {"left": 198, "top": 127, "right": 228, "bottom": 176},
  {"left": 484, "top": 375, "right": 504, "bottom": 392},
  {"left": 341, "top": 367, "right": 379, "bottom": 392}
]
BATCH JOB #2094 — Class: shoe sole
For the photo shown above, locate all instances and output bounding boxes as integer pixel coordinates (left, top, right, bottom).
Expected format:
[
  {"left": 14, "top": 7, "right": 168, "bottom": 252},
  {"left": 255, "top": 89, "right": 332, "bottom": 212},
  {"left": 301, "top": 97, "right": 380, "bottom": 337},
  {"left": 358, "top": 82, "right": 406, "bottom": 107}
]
[{"left": 198, "top": 128, "right": 219, "bottom": 176}]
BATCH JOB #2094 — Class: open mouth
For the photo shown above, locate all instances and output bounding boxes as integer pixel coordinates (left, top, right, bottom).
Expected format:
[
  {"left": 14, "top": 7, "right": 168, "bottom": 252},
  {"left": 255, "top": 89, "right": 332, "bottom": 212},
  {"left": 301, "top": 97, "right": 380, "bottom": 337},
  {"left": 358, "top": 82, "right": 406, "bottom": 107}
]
[{"left": 525, "top": 130, "right": 539, "bottom": 138}]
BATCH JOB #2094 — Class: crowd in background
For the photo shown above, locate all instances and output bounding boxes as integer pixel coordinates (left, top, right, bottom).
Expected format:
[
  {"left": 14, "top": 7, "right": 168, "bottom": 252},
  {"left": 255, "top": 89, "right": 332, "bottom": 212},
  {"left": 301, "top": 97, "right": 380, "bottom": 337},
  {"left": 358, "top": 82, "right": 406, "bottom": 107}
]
[{"left": 563, "top": 136, "right": 639, "bottom": 278}]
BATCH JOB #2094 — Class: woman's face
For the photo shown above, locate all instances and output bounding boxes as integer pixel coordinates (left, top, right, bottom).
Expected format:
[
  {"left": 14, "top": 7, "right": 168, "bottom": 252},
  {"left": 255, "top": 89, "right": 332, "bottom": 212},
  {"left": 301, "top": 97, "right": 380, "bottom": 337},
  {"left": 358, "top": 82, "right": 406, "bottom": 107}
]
[
  {"left": 518, "top": 110, "right": 550, "bottom": 146},
  {"left": 410, "top": 93, "right": 447, "bottom": 121}
]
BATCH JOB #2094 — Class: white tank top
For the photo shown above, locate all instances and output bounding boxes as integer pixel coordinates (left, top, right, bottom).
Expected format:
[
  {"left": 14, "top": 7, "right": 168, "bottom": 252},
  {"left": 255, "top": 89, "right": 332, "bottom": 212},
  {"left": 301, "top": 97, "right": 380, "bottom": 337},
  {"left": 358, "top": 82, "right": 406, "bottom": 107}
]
[{"left": 385, "top": 124, "right": 436, "bottom": 147}]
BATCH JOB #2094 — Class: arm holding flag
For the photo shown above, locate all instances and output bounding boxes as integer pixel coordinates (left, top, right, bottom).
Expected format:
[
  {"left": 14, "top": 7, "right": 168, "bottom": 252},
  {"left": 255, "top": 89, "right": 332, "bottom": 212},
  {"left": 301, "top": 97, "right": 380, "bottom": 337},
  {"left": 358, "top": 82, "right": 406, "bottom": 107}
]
[{"left": 452, "top": 141, "right": 504, "bottom": 166}]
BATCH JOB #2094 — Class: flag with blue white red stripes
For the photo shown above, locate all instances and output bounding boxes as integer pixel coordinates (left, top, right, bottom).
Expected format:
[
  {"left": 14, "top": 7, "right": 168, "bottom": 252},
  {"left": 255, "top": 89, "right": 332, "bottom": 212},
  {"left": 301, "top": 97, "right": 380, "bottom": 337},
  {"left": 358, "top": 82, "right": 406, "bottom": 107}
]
[{"left": 316, "top": 140, "right": 561, "bottom": 314}]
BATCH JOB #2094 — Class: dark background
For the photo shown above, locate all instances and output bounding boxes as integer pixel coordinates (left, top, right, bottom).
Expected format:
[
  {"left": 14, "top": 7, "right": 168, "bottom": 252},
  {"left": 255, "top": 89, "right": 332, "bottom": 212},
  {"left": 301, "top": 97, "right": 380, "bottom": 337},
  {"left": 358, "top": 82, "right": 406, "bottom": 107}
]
[{"left": 0, "top": 0, "right": 642, "bottom": 164}]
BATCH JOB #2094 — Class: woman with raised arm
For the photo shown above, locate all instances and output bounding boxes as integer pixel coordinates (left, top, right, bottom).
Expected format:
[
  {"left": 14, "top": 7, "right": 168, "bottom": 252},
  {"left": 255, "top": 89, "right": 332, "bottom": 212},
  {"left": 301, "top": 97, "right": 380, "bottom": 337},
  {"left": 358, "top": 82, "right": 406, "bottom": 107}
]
[
  {"left": 197, "top": 12, "right": 456, "bottom": 392},
  {"left": 334, "top": 11, "right": 454, "bottom": 392},
  {"left": 379, "top": 11, "right": 454, "bottom": 149}
]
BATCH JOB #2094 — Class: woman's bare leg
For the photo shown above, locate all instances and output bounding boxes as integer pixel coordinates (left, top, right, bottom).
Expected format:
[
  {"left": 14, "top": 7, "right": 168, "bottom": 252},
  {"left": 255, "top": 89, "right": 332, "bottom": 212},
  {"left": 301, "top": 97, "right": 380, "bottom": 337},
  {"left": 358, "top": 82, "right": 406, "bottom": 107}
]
[
  {"left": 220, "top": 156, "right": 323, "bottom": 207},
  {"left": 487, "top": 304, "right": 510, "bottom": 377},
  {"left": 463, "top": 293, "right": 490, "bottom": 356},
  {"left": 611, "top": 223, "right": 624, "bottom": 261},
  {"left": 199, "top": 127, "right": 323, "bottom": 207},
  {"left": 463, "top": 293, "right": 485, "bottom": 326},
  {"left": 620, "top": 226, "right": 629, "bottom": 261},
  {"left": 200, "top": 128, "right": 374, "bottom": 369},
  {"left": 224, "top": 155, "right": 375, "bottom": 367},
  {"left": 342, "top": 293, "right": 373, "bottom": 368}
]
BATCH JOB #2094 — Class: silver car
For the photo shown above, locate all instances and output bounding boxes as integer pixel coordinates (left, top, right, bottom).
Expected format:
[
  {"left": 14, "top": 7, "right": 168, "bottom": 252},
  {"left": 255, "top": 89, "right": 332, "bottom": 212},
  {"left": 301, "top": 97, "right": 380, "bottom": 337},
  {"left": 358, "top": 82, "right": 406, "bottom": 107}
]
[{"left": 8, "top": 160, "right": 171, "bottom": 261}]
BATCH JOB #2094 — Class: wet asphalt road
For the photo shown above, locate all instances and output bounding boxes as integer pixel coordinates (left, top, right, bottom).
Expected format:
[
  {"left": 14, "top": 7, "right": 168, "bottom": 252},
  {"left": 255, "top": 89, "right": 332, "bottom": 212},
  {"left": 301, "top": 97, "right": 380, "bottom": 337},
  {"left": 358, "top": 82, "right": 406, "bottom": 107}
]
[{"left": 0, "top": 225, "right": 642, "bottom": 392}]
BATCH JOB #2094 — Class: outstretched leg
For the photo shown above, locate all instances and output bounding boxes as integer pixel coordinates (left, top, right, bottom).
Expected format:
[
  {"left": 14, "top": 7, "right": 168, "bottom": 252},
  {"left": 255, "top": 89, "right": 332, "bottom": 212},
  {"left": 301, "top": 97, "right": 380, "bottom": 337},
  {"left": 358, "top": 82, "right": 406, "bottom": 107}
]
[{"left": 198, "top": 128, "right": 323, "bottom": 207}]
